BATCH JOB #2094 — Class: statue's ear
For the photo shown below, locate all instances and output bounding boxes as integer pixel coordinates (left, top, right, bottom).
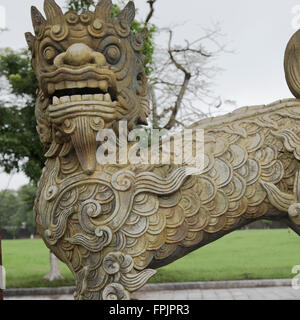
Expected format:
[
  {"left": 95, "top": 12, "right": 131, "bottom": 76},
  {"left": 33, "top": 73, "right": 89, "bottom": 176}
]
[{"left": 25, "top": 32, "right": 35, "bottom": 51}]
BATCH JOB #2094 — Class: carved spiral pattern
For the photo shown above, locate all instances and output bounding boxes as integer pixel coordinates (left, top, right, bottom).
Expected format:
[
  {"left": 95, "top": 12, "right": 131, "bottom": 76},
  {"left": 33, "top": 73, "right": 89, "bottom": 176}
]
[
  {"left": 63, "top": 119, "right": 76, "bottom": 134},
  {"left": 111, "top": 170, "right": 135, "bottom": 191},
  {"left": 44, "top": 186, "right": 58, "bottom": 201},
  {"left": 88, "top": 18, "right": 107, "bottom": 38},
  {"left": 65, "top": 11, "right": 79, "bottom": 24},
  {"left": 102, "top": 283, "right": 130, "bottom": 300},
  {"left": 50, "top": 23, "right": 68, "bottom": 42},
  {"left": 89, "top": 117, "right": 105, "bottom": 131},
  {"left": 103, "top": 252, "right": 134, "bottom": 275},
  {"left": 113, "top": 19, "right": 130, "bottom": 38},
  {"left": 81, "top": 200, "right": 102, "bottom": 218},
  {"left": 80, "top": 12, "right": 92, "bottom": 24}
]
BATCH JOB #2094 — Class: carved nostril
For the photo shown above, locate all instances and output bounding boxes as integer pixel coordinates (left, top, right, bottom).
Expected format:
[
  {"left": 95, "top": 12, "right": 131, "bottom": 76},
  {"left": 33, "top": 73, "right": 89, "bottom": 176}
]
[
  {"left": 91, "top": 52, "right": 106, "bottom": 67},
  {"left": 54, "top": 43, "right": 106, "bottom": 68},
  {"left": 53, "top": 52, "right": 65, "bottom": 68}
]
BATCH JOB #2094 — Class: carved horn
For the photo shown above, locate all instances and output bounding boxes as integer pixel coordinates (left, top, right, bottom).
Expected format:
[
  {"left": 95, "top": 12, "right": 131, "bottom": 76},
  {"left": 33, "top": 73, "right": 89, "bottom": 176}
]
[
  {"left": 44, "top": 0, "right": 63, "bottom": 24},
  {"left": 31, "top": 6, "right": 46, "bottom": 36},
  {"left": 118, "top": 1, "right": 135, "bottom": 27},
  {"left": 95, "top": 0, "right": 113, "bottom": 20}
]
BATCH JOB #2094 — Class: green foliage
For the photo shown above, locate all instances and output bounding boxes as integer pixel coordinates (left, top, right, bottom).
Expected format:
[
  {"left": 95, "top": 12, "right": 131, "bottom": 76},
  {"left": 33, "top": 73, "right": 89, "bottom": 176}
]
[
  {"left": 0, "top": 184, "right": 37, "bottom": 238},
  {"left": 0, "top": 48, "right": 43, "bottom": 183},
  {"left": 0, "top": 189, "right": 19, "bottom": 235},
  {"left": 0, "top": 49, "right": 38, "bottom": 96},
  {"left": 67, "top": 0, "right": 95, "bottom": 12},
  {"left": 15, "top": 184, "right": 37, "bottom": 235},
  {"left": 0, "top": 103, "right": 44, "bottom": 183}
]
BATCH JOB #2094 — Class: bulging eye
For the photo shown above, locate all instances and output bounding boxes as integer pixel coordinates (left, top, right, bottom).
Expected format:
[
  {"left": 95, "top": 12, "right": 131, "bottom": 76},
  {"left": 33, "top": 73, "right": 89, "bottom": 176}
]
[
  {"left": 105, "top": 45, "right": 121, "bottom": 65},
  {"left": 43, "top": 46, "right": 56, "bottom": 62}
]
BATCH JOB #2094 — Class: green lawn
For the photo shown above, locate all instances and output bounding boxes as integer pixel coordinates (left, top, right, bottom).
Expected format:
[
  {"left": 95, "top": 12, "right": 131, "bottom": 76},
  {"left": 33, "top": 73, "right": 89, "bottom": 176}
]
[{"left": 2, "top": 229, "right": 300, "bottom": 288}]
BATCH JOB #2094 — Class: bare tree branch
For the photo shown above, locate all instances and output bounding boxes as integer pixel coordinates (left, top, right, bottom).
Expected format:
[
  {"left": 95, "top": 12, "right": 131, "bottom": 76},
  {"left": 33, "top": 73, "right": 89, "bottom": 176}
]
[
  {"left": 147, "top": 20, "right": 229, "bottom": 130},
  {"left": 163, "top": 30, "right": 192, "bottom": 130},
  {"left": 145, "top": 0, "right": 157, "bottom": 25}
]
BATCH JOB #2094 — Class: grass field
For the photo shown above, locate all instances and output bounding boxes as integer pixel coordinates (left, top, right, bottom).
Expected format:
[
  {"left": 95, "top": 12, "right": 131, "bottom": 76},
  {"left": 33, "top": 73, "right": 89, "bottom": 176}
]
[{"left": 2, "top": 229, "right": 300, "bottom": 288}]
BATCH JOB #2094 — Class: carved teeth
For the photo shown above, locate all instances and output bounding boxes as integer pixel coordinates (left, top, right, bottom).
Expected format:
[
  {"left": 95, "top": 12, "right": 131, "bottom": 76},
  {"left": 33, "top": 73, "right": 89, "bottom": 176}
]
[
  {"left": 48, "top": 79, "right": 115, "bottom": 105},
  {"left": 60, "top": 96, "right": 70, "bottom": 103},
  {"left": 104, "top": 93, "right": 112, "bottom": 102},
  {"left": 65, "top": 81, "right": 74, "bottom": 89},
  {"left": 82, "top": 94, "right": 93, "bottom": 101},
  {"left": 99, "top": 80, "right": 108, "bottom": 92},
  {"left": 88, "top": 80, "right": 99, "bottom": 88},
  {"left": 94, "top": 94, "right": 104, "bottom": 101},
  {"left": 53, "top": 96, "right": 59, "bottom": 105},
  {"left": 71, "top": 95, "right": 82, "bottom": 102},
  {"left": 77, "top": 81, "right": 88, "bottom": 88},
  {"left": 51, "top": 93, "right": 113, "bottom": 105},
  {"left": 55, "top": 82, "right": 65, "bottom": 90}
]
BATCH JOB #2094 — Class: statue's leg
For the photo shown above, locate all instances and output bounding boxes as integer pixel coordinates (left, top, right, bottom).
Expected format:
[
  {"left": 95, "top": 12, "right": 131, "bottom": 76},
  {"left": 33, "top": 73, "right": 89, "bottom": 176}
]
[{"left": 69, "top": 250, "right": 156, "bottom": 300}]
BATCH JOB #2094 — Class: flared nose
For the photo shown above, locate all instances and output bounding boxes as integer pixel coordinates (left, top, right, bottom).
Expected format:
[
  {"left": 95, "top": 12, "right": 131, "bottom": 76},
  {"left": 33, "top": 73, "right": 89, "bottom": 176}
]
[{"left": 54, "top": 43, "right": 106, "bottom": 68}]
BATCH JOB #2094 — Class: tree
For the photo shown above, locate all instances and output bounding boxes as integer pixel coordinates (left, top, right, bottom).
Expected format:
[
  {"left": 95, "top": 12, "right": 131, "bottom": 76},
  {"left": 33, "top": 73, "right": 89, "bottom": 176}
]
[
  {"left": 0, "top": 189, "right": 20, "bottom": 238},
  {"left": 15, "top": 184, "right": 37, "bottom": 236},
  {"left": 0, "top": 49, "right": 43, "bottom": 183},
  {"left": 150, "top": 25, "right": 227, "bottom": 129},
  {"left": 43, "top": 252, "right": 64, "bottom": 281},
  {"left": 67, "top": 0, "right": 95, "bottom": 12},
  {"left": 0, "top": 184, "right": 37, "bottom": 238}
]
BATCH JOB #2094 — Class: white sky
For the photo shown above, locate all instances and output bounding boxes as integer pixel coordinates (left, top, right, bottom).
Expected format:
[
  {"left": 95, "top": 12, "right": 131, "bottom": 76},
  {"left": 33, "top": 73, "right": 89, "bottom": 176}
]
[{"left": 0, "top": 0, "right": 299, "bottom": 190}]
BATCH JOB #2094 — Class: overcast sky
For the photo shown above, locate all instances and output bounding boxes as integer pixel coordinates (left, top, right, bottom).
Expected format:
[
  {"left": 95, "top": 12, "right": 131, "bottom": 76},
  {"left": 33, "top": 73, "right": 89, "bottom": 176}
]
[{"left": 0, "top": 0, "right": 299, "bottom": 190}]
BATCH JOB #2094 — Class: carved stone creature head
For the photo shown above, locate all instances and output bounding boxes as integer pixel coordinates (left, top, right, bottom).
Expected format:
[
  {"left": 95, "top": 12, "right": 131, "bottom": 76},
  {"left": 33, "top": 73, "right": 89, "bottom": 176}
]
[{"left": 26, "top": 0, "right": 149, "bottom": 174}]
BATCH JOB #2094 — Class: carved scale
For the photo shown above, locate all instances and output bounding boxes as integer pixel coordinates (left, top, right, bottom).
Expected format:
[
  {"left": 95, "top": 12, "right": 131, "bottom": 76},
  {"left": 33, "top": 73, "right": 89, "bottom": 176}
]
[{"left": 26, "top": 0, "right": 300, "bottom": 300}]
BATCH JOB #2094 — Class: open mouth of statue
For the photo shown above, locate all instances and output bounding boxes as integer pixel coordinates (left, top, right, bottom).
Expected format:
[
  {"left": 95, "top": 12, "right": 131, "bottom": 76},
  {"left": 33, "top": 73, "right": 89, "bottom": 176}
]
[
  {"left": 50, "top": 81, "right": 118, "bottom": 106},
  {"left": 47, "top": 78, "right": 119, "bottom": 124},
  {"left": 41, "top": 66, "right": 119, "bottom": 108}
]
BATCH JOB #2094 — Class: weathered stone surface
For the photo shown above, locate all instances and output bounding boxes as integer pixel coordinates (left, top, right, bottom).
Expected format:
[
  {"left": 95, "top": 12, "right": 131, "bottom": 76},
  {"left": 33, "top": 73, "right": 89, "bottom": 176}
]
[{"left": 26, "top": 0, "right": 300, "bottom": 300}]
